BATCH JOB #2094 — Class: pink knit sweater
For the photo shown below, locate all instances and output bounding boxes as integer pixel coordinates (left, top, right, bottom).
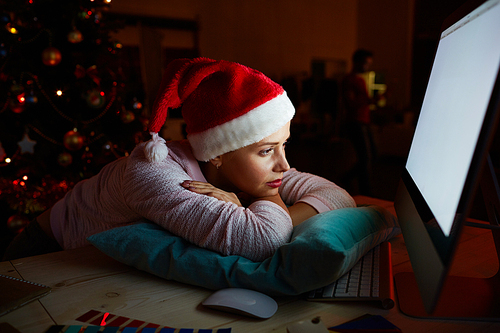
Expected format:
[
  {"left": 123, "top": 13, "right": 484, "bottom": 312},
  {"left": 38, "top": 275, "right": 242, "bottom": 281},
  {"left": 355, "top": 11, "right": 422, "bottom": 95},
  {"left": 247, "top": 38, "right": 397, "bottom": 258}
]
[{"left": 50, "top": 140, "right": 356, "bottom": 261}]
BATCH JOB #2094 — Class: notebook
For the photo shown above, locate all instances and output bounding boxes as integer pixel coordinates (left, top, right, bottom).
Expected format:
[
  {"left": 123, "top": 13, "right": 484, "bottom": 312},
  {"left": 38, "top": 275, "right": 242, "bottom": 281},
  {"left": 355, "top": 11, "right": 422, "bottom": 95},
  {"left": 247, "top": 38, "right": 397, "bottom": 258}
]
[{"left": 0, "top": 274, "right": 51, "bottom": 316}]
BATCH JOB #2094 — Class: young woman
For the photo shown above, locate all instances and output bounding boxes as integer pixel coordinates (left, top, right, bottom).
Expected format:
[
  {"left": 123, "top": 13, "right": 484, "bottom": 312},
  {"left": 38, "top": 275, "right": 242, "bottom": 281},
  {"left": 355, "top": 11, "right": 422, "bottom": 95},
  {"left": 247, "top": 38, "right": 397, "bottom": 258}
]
[{"left": 4, "top": 58, "right": 356, "bottom": 261}]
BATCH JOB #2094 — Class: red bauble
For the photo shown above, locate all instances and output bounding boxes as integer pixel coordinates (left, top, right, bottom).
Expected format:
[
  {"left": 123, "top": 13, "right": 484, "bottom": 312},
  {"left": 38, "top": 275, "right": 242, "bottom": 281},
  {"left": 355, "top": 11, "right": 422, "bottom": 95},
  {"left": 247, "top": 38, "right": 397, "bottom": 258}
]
[
  {"left": 7, "top": 215, "right": 29, "bottom": 233},
  {"left": 68, "top": 29, "right": 83, "bottom": 43},
  {"left": 9, "top": 98, "right": 25, "bottom": 113},
  {"left": 120, "top": 110, "right": 135, "bottom": 123},
  {"left": 42, "top": 47, "right": 62, "bottom": 66},
  {"left": 86, "top": 89, "right": 105, "bottom": 108},
  {"left": 63, "top": 130, "right": 84, "bottom": 151},
  {"left": 57, "top": 152, "right": 73, "bottom": 166}
]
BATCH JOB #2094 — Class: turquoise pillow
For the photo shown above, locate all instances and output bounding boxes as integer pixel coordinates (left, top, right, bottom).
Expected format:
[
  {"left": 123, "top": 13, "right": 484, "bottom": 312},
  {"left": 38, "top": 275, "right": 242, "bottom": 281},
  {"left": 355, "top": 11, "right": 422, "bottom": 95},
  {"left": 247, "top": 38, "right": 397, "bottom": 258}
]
[{"left": 87, "top": 206, "right": 400, "bottom": 296}]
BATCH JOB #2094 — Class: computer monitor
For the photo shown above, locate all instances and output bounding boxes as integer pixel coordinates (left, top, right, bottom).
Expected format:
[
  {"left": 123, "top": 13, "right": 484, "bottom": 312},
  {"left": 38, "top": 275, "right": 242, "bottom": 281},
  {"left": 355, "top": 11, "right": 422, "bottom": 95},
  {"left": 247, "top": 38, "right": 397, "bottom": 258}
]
[{"left": 394, "top": 0, "right": 500, "bottom": 320}]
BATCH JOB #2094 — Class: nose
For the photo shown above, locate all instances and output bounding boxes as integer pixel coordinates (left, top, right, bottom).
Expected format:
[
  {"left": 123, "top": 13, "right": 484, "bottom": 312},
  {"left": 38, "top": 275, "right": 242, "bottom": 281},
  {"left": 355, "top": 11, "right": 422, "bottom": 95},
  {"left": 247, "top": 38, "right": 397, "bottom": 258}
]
[{"left": 274, "top": 148, "right": 290, "bottom": 173}]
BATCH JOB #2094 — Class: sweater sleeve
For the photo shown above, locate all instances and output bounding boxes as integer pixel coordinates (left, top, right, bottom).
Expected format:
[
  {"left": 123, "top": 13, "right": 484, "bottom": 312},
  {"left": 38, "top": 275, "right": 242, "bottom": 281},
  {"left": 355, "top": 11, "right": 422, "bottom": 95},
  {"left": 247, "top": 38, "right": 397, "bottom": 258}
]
[
  {"left": 279, "top": 168, "right": 356, "bottom": 213},
  {"left": 122, "top": 143, "right": 293, "bottom": 262}
]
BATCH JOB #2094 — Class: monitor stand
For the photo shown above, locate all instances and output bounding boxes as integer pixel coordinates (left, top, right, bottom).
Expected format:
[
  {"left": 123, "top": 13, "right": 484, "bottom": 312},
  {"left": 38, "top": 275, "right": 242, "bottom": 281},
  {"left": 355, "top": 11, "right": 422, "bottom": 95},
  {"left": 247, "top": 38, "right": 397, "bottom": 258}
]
[{"left": 394, "top": 156, "right": 500, "bottom": 321}]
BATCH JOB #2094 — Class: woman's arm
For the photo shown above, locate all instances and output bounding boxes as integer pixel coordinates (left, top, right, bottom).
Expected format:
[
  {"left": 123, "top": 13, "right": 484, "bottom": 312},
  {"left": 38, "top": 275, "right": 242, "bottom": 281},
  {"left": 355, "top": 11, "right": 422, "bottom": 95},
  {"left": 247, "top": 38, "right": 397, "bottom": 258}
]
[
  {"left": 280, "top": 168, "right": 356, "bottom": 219},
  {"left": 183, "top": 179, "right": 321, "bottom": 226},
  {"left": 288, "top": 202, "right": 318, "bottom": 226}
]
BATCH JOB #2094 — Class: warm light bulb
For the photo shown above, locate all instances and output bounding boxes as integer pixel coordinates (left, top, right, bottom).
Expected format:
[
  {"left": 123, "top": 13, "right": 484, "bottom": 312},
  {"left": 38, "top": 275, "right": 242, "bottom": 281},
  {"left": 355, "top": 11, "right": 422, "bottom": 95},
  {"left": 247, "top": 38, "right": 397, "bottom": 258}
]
[
  {"left": 5, "top": 158, "right": 11, "bottom": 163},
  {"left": 56, "top": 90, "right": 63, "bottom": 96},
  {"left": 23, "top": 175, "right": 28, "bottom": 181},
  {"left": 8, "top": 26, "right": 18, "bottom": 34}
]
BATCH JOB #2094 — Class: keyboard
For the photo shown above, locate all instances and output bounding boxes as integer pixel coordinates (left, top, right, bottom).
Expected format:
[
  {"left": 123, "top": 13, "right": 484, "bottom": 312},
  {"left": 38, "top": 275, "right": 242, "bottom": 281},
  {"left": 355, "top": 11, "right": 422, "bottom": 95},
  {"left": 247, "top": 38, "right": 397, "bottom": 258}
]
[{"left": 307, "top": 241, "right": 395, "bottom": 309}]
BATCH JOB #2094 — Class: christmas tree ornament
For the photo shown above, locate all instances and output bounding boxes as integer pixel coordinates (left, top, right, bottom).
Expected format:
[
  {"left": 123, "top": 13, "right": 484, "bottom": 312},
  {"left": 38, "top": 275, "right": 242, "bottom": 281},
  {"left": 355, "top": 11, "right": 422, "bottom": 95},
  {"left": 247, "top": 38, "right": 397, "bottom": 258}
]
[
  {"left": 120, "top": 109, "right": 135, "bottom": 123},
  {"left": 67, "top": 29, "right": 83, "bottom": 43},
  {"left": 94, "top": 11, "right": 102, "bottom": 24},
  {"left": 78, "top": 10, "right": 90, "bottom": 19},
  {"left": 25, "top": 90, "right": 38, "bottom": 105},
  {"left": 86, "top": 89, "right": 105, "bottom": 108},
  {"left": 57, "top": 152, "right": 73, "bottom": 167},
  {"left": 132, "top": 98, "right": 143, "bottom": 110},
  {"left": 42, "top": 46, "right": 62, "bottom": 66},
  {"left": 63, "top": 130, "right": 84, "bottom": 151},
  {"left": 7, "top": 214, "right": 29, "bottom": 233},
  {"left": 108, "top": 40, "right": 123, "bottom": 54},
  {"left": 103, "top": 141, "right": 112, "bottom": 151},
  {"left": 113, "top": 41, "right": 123, "bottom": 49},
  {"left": 18, "top": 132, "right": 37, "bottom": 153},
  {"left": 10, "top": 98, "right": 25, "bottom": 113},
  {"left": 75, "top": 65, "right": 101, "bottom": 86}
]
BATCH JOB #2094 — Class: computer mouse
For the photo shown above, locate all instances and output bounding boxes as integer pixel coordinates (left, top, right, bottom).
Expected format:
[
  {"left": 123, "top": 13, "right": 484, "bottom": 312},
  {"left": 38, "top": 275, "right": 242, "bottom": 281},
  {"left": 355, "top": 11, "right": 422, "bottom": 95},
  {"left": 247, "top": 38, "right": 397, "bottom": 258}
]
[{"left": 202, "top": 288, "right": 278, "bottom": 319}]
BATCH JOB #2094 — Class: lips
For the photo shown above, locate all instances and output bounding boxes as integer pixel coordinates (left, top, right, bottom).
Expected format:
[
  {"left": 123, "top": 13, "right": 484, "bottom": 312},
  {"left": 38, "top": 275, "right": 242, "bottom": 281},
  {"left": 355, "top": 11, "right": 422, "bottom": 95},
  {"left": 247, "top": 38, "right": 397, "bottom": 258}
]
[{"left": 266, "top": 179, "right": 282, "bottom": 188}]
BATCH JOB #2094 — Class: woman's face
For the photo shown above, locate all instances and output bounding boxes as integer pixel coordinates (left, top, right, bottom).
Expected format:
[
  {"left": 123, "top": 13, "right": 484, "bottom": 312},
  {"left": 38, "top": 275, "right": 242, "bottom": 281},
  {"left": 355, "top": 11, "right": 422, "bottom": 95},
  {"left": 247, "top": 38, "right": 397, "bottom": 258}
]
[{"left": 218, "top": 122, "right": 291, "bottom": 198}]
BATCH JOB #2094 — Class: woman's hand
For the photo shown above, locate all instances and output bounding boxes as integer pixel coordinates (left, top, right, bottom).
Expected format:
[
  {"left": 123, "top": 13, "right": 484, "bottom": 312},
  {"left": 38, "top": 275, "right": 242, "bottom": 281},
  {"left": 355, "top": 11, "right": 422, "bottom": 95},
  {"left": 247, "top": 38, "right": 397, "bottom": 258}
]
[
  {"left": 182, "top": 180, "right": 243, "bottom": 206},
  {"left": 181, "top": 181, "right": 290, "bottom": 215}
]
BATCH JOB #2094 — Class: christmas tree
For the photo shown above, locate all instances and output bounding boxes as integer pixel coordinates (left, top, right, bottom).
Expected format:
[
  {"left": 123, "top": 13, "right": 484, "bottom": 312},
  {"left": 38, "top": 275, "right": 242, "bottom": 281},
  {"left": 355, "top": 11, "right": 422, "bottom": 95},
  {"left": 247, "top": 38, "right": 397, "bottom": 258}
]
[{"left": 0, "top": 0, "right": 147, "bottom": 247}]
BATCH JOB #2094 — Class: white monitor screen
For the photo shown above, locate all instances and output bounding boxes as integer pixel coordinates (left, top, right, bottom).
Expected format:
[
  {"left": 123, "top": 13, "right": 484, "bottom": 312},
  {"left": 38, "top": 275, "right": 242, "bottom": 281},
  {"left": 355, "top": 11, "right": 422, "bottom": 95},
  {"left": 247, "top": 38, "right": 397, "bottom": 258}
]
[{"left": 406, "top": 0, "right": 500, "bottom": 236}]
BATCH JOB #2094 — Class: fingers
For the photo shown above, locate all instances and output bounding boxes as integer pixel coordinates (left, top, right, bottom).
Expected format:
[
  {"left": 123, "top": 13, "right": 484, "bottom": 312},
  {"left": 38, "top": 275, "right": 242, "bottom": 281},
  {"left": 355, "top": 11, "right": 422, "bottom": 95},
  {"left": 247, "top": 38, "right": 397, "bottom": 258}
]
[
  {"left": 181, "top": 180, "right": 242, "bottom": 206},
  {"left": 181, "top": 180, "right": 216, "bottom": 192}
]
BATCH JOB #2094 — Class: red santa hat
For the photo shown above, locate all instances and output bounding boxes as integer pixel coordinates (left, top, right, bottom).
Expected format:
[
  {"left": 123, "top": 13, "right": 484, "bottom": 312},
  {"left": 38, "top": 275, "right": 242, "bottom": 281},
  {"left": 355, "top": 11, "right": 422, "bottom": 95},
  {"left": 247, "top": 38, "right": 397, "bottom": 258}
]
[{"left": 144, "top": 57, "right": 295, "bottom": 162}]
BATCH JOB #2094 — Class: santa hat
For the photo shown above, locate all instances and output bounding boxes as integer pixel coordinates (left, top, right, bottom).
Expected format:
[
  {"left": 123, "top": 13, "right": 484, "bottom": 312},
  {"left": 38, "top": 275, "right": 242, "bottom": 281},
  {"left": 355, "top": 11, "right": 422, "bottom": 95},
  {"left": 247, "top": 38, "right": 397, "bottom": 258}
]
[{"left": 145, "top": 57, "right": 295, "bottom": 162}]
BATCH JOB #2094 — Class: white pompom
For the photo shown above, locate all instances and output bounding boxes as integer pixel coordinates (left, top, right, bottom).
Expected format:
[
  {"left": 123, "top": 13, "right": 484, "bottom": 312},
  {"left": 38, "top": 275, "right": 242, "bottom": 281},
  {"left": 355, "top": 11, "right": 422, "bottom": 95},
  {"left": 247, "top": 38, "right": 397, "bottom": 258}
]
[{"left": 144, "top": 132, "right": 169, "bottom": 162}]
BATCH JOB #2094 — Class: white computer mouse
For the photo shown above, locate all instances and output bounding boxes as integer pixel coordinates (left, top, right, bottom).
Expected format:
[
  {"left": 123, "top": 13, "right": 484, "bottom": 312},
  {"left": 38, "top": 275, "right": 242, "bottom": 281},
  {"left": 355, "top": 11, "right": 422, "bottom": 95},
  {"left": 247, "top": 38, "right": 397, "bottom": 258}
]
[{"left": 202, "top": 288, "right": 278, "bottom": 319}]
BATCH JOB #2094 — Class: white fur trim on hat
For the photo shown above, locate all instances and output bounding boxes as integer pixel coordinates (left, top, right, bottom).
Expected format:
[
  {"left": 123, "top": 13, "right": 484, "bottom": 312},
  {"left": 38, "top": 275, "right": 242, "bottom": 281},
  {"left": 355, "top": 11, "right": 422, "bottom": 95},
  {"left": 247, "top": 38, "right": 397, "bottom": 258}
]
[{"left": 188, "top": 92, "right": 295, "bottom": 161}]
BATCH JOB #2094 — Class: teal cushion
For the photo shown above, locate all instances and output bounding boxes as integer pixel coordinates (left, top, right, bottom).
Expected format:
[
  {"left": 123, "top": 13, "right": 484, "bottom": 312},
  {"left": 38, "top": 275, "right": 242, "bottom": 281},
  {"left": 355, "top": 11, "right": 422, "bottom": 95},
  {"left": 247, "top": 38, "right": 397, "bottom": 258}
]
[{"left": 87, "top": 205, "right": 400, "bottom": 296}]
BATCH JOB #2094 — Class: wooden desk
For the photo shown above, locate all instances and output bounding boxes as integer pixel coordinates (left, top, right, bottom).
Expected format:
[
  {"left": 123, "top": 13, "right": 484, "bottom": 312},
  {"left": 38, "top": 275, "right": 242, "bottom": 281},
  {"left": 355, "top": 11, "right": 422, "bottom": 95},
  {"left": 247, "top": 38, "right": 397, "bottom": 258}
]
[{"left": 1, "top": 196, "right": 500, "bottom": 333}]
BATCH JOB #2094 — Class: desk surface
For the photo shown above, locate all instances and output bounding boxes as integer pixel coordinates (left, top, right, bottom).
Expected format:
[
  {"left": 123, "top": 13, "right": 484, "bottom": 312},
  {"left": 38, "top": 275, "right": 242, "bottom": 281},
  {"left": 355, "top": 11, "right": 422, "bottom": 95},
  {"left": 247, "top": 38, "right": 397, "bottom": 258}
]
[{"left": 1, "top": 196, "right": 500, "bottom": 333}]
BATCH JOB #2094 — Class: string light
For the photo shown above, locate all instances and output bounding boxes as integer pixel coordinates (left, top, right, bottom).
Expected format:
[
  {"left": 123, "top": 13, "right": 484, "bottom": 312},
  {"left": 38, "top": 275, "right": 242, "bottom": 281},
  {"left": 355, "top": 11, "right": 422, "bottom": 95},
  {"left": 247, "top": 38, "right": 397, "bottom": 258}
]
[
  {"left": 7, "top": 25, "right": 18, "bottom": 34},
  {"left": 56, "top": 89, "right": 63, "bottom": 96}
]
